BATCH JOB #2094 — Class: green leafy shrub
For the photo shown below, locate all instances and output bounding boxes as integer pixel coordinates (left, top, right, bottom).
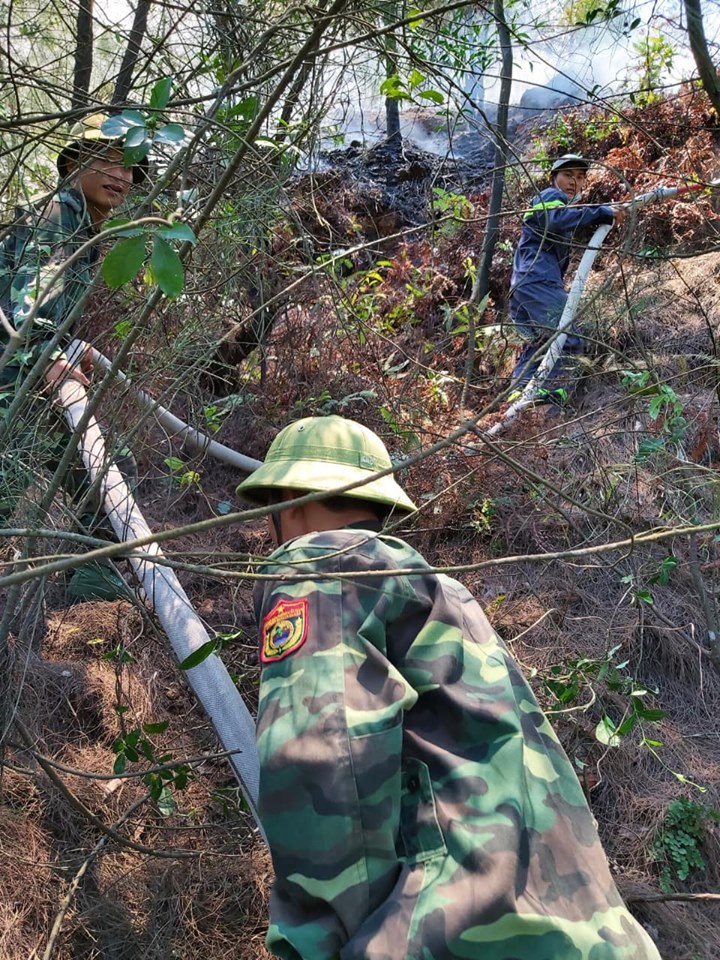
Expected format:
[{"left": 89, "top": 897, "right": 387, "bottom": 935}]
[{"left": 651, "top": 797, "right": 720, "bottom": 892}]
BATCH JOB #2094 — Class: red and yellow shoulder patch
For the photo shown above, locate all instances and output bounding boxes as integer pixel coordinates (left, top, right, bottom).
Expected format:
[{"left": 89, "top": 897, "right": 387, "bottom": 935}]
[{"left": 261, "top": 598, "right": 308, "bottom": 664}]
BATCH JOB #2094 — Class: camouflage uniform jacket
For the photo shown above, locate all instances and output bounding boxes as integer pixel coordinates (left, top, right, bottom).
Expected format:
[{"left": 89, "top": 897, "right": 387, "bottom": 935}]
[
  {"left": 254, "top": 528, "right": 662, "bottom": 960},
  {"left": 0, "top": 186, "right": 98, "bottom": 369}
]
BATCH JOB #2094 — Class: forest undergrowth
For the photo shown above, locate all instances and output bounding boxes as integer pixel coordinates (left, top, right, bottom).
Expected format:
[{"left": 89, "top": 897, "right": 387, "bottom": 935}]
[{"left": 3, "top": 88, "right": 720, "bottom": 959}]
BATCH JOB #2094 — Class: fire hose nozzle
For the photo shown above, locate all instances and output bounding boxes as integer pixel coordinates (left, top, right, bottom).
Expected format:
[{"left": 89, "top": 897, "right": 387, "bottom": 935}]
[{"left": 623, "top": 178, "right": 720, "bottom": 210}]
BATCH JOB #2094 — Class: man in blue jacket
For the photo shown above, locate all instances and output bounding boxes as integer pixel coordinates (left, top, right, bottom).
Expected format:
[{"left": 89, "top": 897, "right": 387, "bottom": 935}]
[{"left": 509, "top": 154, "right": 625, "bottom": 402}]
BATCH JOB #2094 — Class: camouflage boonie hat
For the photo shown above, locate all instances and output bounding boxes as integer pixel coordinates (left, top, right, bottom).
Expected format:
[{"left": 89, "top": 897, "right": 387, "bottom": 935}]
[
  {"left": 57, "top": 113, "right": 149, "bottom": 184},
  {"left": 236, "top": 415, "right": 417, "bottom": 515}
]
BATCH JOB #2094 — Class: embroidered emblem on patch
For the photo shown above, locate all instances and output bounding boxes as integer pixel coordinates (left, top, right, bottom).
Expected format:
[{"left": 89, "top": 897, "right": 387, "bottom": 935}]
[{"left": 261, "top": 598, "right": 308, "bottom": 664}]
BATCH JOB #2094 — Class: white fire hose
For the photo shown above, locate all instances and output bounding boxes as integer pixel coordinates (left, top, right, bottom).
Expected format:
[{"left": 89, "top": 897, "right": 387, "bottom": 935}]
[
  {"left": 485, "top": 179, "right": 720, "bottom": 439},
  {"left": 56, "top": 377, "right": 265, "bottom": 837},
  {"left": 71, "top": 340, "right": 262, "bottom": 473}
]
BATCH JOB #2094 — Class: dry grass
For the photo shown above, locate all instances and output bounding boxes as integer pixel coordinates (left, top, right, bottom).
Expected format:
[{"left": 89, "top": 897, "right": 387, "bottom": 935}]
[{"left": 1, "top": 590, "right": 270, "bottom": 960}]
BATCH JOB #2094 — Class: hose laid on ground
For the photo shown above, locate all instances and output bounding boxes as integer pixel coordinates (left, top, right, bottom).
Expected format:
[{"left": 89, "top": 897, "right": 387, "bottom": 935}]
[
  {"left": 57, "top": 378, "right": 265, "bottom": 838},
  {"left": 69, "top": 339, "right": 262, "bottom": 474},
  {"left": 483, "top": 179, "right": 720, "bottom": 440}
]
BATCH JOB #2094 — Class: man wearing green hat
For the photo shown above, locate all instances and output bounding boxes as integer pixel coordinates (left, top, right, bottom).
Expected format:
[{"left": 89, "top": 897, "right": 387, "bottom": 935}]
[
  {"left": 0, "top": 113, "right": 147, "bottom": 600},
  {"left": 236, "top": 414, "right": 661, "bottom": 960}
]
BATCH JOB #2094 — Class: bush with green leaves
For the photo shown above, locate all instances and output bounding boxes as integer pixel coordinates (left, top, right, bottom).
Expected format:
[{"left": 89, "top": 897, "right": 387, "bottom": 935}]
[
  {"left": 541, "top": 643, "right": 666, "bottom": 748},
  {"left": 630, "top": 31, "right": 675, "bottom": 105},
  {"left": 651, "top": 797, "right": 720, "bottom": 892}
]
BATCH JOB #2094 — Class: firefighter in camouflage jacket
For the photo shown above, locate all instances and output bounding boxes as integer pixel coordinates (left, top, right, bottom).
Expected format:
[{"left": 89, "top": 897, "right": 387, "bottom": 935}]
[
  {"left": 236, "top": 415, "right": 662, "bottom": 960},
  {"left": 0, "top": 115, "right": 147, "bottom": 600}
]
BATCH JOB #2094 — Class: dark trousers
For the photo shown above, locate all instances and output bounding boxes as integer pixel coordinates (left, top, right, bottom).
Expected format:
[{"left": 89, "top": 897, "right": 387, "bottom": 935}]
[{"left": 509, "top": 293, "right": 583, "bottom": 399}]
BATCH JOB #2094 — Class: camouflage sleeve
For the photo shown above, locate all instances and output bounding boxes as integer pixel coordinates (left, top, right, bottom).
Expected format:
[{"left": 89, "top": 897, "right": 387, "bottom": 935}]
[
  {"left": 6, "top": 197, "right": 91, "bottom": 352},
  {"left": 254, "top": 537, "right": 418, "bottom": 960}
]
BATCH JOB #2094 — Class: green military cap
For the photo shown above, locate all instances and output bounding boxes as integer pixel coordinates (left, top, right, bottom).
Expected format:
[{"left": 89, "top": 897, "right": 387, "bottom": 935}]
[
  {"left": 236, "top": 415, "right": 417, "bottom": 515},
  {"left": 57, "top": 113, "right": 149, "bottom": 185}
]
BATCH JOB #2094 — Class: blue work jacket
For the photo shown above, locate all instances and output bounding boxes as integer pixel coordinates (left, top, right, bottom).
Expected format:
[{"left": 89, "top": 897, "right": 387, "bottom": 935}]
[{"left": 509, "top": 187, "right": 614, "bottom": 323}]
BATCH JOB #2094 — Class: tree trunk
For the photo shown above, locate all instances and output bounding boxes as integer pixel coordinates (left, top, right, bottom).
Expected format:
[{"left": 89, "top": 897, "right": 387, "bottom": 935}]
[
  {"left": 112, "top": 0, "right": 152, "bottom": 105},
  {"left": 385, "top": 94, "right": 400, "bottom": 145},
  {"left": 461, "top": 0, "right": 512, "bottom": 403},
  {"left": 277, "top": 0, "right": 332, "bottom": 142},
  {"left": 684, "top": 0, "right": 720, "bottom": 117},
  {"left": 382, "top": 1, "right": 401, "bottom": 147},
  {"left": 71, "top": 0, "right": 93, "bottom": 111},
  {"left": 474, "top": 0, "right": 512, "bottom": 303}
]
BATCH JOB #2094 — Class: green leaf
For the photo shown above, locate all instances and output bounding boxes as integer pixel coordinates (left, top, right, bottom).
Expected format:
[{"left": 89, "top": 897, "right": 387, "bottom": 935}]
[
  {"left": 143, "top": 720, "right": 170, "bottom": 735},
  {"left": 114, "top": 226, "right": 147, "bottom": 238},
  {"left": 616, "top": 715, "right": 637, "bottom": 737},
  {"left": 146, "top": 774, "right": 162, "bottom": 800},
  {"left": 648, "top": 395, "right": 664, "bottom": 419},
  {"left": 216, "top": 628, "right": 244, "bottom": 644},
  {"left": 102, "top": 234, "right": 147, "bottom": 288},
  {"left": 634, "top": 704, "right": 666, "bottom": 722},
  {"left": 101, "top": 110, "right": 146, "bottom": 137},
  {"left": 151, "top": 237, "right": 184, "bottom": 298},
  {"left": 595, "top": 715, "right": 620, "bottom": 747},
  {"left": 634, "top": 437, "right": 664, "bottom": 462},
  {"left": 380, "top": 75, "right": 410, "bottom": 101},
  {"left": 219, "top": 96, "right": 259, "bottom": 124},
  {"left": 419, "top": 89, "right": 444, "bottom": 104},
  {"left": 408, "top": 68, "right": 425, "bottom": 90},
  {"left": 105, "top": 217, "right": 148, "bottom": 239},
  {"left": 164, "top": 456, "right": 184, "bottom": 472},
  {"left": 124, "top": 138, "right": 151, "bottom": 167},
  {"left": 634, "top": 589, "right": 654, "bottom": 605},
  {"left": 154, "top": 122, "right": 185, "bottom": 144},
  {"left": 113, "top": 753, "right": 126, "bottom": 774},
  {"left": 650, "top": 556, "right": 678, "bottom": 586},
  {"left": 179, "top": 639, "right": 218, "bottom": 670},
  {"left": 157, "top": 223, "right": 197, "bottom": 245},
  {"left": 150, "top": 76, "right": 173, "bottom": 110},
  {"left": 156, "top": 786, "right": 177, "bottom": 816},
  {"left": 125, "top": 125, "right": 147, "bottom": 149}
]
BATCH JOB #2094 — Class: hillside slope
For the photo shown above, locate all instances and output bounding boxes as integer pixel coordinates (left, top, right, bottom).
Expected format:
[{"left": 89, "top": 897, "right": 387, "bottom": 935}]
[{"left": 3, "top": 89, "right": 720, "bottom": 959}]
